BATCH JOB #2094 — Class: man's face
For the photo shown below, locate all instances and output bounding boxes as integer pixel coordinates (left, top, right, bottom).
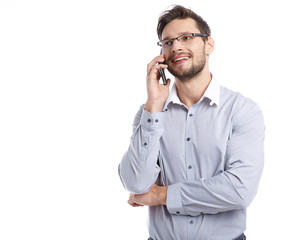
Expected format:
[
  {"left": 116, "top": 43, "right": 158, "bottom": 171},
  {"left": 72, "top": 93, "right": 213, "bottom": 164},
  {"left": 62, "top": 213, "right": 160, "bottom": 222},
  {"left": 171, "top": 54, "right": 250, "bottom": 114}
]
[{"left": 161, "top": 18, "right": 208, "bottom": 82}]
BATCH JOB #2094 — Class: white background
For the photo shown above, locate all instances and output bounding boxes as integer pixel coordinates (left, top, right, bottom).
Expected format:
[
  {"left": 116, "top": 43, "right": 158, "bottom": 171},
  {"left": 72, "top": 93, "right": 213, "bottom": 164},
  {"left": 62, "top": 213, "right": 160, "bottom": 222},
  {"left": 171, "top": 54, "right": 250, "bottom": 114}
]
[{"left": 0, "top": 0, "right": 286, "bottom": 239}]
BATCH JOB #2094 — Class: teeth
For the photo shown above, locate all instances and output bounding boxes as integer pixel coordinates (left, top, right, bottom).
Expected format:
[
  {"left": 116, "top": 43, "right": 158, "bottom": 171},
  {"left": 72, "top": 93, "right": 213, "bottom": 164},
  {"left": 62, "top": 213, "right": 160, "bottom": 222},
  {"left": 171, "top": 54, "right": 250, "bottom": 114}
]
[{"left": 174, "top": 57, "right": 189, "bottom": 62}]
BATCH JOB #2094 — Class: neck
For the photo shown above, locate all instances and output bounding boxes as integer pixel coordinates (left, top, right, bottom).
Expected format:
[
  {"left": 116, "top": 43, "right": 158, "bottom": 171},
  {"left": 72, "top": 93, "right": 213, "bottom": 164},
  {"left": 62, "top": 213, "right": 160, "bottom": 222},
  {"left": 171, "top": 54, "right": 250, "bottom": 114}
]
[{"left": 175, "top": 68, "right": 212, "bottom": 108}]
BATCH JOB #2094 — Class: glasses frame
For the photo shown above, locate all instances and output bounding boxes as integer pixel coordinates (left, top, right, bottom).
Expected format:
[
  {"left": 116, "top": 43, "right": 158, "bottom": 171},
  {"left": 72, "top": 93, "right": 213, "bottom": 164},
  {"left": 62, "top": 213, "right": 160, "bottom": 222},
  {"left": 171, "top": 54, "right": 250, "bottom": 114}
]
[{"left": 157, "top": 33, "right": 209, "bottom": 48}]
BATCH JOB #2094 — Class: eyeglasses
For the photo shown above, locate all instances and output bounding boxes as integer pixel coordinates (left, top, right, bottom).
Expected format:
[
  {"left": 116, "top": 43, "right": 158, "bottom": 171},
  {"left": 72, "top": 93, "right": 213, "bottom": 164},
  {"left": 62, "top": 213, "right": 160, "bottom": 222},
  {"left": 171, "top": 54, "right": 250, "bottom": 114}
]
[{"left": 157, "top": 33, "right": 209, "bottom": 48}]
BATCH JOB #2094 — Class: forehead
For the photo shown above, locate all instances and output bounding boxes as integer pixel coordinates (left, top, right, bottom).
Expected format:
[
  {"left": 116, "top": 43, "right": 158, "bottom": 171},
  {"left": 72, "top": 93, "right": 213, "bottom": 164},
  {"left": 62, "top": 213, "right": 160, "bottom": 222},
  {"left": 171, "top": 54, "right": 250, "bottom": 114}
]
[{"left": 161, "top": 18, "right": 200, "bottom": 39}]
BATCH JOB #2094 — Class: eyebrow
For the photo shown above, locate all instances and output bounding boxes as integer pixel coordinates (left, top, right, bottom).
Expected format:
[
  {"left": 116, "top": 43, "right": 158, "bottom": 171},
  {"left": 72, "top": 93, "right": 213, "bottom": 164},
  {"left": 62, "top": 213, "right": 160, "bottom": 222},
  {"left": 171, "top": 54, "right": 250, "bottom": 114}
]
[{"left": 162, "top": 32, "right": 193, "bottom": 41}]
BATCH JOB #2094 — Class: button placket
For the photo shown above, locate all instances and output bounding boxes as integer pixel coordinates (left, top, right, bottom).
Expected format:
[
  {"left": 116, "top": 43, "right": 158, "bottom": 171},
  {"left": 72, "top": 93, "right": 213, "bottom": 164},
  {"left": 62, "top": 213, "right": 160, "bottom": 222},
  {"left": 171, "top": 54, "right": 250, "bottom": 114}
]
[{"left": 185, "top": 108, "right": 196, "bottom": 181}]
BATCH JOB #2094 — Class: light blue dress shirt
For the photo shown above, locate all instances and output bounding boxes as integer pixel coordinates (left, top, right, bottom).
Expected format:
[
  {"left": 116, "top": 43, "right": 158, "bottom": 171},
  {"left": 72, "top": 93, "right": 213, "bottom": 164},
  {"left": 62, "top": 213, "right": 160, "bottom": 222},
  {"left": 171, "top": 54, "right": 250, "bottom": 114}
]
[{"left": 119, "top": 79, "right": 264, "bottom": 240}]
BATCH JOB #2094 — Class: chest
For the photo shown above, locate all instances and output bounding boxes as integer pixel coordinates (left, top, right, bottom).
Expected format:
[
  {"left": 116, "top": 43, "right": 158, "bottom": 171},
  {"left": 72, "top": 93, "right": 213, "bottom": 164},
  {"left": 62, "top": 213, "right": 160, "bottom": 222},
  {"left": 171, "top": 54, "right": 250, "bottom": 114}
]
[{"left": 158, "top": 104, "right": 232, "bottom": 184}]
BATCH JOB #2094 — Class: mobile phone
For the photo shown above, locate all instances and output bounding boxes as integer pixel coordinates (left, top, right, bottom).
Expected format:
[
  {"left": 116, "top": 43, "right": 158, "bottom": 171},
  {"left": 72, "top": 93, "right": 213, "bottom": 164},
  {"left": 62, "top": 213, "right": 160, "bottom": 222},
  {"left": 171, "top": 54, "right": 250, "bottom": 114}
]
[{"left": 159, "top": 49, "right": 167, "bottom": 85}]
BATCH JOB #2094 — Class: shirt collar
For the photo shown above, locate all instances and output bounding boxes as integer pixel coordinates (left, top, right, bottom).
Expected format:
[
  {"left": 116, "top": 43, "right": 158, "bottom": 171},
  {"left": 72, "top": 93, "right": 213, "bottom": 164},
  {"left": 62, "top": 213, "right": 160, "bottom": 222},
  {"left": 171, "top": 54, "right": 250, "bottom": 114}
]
[
  {"left": 203, "top": 78, "right": 220, "bottom": 106},
  {"left": 163, "top": 78, "right": 220, "bottom": 110}
]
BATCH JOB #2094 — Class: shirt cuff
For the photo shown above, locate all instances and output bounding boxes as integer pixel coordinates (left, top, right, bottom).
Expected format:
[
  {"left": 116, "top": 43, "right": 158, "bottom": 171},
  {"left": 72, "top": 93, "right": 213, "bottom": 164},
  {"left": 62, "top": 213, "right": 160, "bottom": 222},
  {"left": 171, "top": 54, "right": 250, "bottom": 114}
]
[
  {"left": 166, "top": 183, "right": 184, "bottom": 215},
  {"left": 140, "top": 109, "right": 165, "bottom": 131}
]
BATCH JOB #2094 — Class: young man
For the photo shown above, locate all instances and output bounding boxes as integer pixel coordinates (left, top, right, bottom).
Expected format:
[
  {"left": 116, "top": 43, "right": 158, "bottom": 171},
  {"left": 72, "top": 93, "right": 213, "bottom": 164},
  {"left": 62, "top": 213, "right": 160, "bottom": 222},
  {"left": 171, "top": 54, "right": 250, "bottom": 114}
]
[{"left": 119, "top": 5, "right": 264, "bottom": 240}]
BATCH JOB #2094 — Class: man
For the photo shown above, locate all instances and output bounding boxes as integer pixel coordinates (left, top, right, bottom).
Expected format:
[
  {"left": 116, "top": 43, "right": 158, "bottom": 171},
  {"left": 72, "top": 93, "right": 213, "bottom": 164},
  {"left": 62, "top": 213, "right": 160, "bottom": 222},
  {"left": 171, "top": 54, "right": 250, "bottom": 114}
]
[{"left": 118, "top": 5, "right": 264, "bottom": 240}]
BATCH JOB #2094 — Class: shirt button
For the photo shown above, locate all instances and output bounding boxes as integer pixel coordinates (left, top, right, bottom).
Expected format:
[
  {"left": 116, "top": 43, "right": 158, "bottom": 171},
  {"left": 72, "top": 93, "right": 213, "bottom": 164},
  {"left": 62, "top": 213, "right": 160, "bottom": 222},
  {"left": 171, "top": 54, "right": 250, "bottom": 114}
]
[
  {"left": 155, "top": 119, "right": 159, "bottom": 123},
  {"left": 188, "top": 165, "right": 192, "bottom": 169},
  {"left": 176, "top": 211, "right": 180, "bottom": 214},
  {"left": 189, "top": 113, "right": 193, "bottom": 117},
  {"left": 186, "top": 137, "right": 191, "bottom": 141},
  {"left": 147, "top": 119, "right": 151, "bottom": 123},
  {"left": 189, "top": 220, "right": 194, "bottom": 225},
  {"left": 144, "top": 142, "right": 148, "bottom": 146}
]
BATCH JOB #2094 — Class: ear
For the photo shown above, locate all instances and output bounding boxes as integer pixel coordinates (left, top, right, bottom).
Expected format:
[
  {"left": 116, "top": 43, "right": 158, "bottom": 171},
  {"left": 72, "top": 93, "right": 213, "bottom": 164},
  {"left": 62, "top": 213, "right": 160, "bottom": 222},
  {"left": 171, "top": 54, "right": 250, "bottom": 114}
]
[{"left": 205, "top": 37, "right": 215, "bottom": 55}]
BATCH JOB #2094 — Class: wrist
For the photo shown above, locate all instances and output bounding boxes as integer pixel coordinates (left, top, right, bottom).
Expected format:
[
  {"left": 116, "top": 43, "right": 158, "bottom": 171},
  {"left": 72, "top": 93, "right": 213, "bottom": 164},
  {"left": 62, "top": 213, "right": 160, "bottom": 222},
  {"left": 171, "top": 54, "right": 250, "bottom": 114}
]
[
  {"left": 145, "top": 100, "right": 165, "bottom": 114},
  {"left": 159, "top": 186, "right": 168, "bottom": 205}
]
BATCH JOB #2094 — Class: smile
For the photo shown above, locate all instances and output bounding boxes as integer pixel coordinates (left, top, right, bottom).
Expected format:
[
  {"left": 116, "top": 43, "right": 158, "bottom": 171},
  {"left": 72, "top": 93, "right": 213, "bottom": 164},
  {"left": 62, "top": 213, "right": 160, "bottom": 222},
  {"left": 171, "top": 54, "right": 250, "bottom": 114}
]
[{"left": 173, "top": 57, "right": 190, "bottom": 63}]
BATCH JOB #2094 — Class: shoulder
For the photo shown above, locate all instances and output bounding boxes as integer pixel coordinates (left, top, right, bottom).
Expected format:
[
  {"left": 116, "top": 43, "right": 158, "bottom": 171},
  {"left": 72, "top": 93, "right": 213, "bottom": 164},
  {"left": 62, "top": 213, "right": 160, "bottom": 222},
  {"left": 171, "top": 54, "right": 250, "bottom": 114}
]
[
  {"left": 220, "top": 86, "right": 264, "bottom": 130},
  {"left": 220, "top": 86, "right": 262, "bottom": 113}
]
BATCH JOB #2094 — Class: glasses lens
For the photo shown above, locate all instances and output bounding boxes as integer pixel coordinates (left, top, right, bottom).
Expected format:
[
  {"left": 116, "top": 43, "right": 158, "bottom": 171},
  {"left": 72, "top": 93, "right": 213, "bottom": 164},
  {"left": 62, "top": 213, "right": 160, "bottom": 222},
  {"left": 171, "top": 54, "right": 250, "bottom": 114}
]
[
  {"left": 162, "top": 40, "right": 173, "bottom": 48},
  {"left": 179, "top": 35, "right": 193, "bottom": 44}
]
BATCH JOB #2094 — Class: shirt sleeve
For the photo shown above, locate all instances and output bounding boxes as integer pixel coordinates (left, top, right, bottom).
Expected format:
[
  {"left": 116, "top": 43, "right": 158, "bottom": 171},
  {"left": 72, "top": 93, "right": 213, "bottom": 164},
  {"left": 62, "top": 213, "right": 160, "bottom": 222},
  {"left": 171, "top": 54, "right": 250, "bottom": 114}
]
[
  {"left": 118, "top": 105, "right": 166, "bottom": 194},
  {"left": 167, "top": 100, "right": 265, "bottom": 216}
]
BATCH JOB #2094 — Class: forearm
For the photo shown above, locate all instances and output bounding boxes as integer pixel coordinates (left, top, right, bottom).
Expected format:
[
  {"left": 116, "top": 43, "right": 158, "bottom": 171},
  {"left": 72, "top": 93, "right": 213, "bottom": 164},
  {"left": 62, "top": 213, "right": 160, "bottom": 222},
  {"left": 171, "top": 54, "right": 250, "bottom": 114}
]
[
  {"left": 119, "top": 106, "right": 166, "bottom": 194},
  {"left": 167, "top": 168, "right": 262, "bottom": 216}
]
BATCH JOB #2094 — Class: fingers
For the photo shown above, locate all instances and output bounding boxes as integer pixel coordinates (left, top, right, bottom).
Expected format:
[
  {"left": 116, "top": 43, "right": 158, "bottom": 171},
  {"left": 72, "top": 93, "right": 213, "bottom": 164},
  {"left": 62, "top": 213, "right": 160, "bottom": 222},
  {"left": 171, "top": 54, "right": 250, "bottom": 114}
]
[
  {"left": 128, "top": 201, "right": 144, "bottom": 207},
  {"left": 147, "top": 55, "right": 168, "bottom": 76},
  {"left": 148, "top": 54, "right": 164, "bottom": 69},
  {"left": 154, "top": 65, "right": 169, "bottom": 79},
  {"left": 148, "top": 63, "right": 168, "bottom": 77},
  {"left": 128, "top": 194, "right": 144, "bottom": 207},
  {"left": 147, "top": 65, "right": 169, "bottom": 86}
]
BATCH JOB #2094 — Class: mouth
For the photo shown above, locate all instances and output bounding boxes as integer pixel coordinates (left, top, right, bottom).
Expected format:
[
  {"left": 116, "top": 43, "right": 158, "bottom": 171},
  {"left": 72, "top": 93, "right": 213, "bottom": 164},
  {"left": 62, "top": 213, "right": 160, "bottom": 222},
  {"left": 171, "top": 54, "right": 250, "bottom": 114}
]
[{"left": 170, "top": 54, "right": 191, "bottom": 64}]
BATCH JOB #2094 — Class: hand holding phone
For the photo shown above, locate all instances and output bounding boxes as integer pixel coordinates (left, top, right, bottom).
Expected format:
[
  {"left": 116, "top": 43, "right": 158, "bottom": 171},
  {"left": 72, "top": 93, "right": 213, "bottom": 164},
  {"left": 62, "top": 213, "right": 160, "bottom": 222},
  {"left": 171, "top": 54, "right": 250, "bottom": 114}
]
[{"left": 145, "top": 52, "right": 170, "bottom": 114}]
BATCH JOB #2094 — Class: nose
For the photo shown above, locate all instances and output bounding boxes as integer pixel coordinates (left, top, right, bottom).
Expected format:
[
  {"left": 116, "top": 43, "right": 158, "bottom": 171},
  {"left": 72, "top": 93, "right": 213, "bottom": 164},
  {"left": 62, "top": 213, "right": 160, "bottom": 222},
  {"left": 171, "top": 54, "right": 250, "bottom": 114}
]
[{"left": 171, "top": 38, "right": 183, "bottom": 52}]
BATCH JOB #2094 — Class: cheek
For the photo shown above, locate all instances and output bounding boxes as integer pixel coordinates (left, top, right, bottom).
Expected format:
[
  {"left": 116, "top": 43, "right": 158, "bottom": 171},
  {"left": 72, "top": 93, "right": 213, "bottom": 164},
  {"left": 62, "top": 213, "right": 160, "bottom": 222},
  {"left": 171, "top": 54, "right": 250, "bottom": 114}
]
[
  {"left": 163, "top": 52, "right": 171, "bottom": 63},
  {"left": 194, "top": 47, "right": 206, "bottom": 60}
]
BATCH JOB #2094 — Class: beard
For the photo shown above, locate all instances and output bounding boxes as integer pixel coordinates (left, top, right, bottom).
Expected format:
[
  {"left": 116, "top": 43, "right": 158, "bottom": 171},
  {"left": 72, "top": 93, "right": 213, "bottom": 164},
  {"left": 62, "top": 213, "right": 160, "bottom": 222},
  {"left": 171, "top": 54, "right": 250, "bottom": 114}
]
[{"left": 167, "top": 50, "right": 206, "bottom": 82}]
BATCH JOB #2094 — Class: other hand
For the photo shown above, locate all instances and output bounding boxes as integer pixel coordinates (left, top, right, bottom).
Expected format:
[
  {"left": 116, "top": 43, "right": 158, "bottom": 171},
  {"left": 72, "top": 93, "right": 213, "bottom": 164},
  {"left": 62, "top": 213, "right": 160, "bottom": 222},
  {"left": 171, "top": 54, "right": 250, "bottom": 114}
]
[{"left": 128, "top": 184, "right": 167, "bottom": 207}]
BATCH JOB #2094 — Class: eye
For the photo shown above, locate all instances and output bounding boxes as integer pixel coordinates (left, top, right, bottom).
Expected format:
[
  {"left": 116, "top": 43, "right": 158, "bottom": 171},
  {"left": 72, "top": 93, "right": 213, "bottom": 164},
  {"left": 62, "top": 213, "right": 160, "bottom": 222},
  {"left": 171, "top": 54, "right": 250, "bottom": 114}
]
[
  {"left": 182, "top": 35, "right": 193, "bottom": 41},
  {"left": 163, "top": 40, "right": 173, "bottom": 47}
]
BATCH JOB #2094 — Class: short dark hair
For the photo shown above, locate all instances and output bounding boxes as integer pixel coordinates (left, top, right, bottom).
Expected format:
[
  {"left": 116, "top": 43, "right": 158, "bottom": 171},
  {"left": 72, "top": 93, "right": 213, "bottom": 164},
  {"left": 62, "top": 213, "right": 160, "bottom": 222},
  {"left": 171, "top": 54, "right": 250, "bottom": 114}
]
[{"left": 157, "top": 5, "right": 211, "bottom": 40}]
